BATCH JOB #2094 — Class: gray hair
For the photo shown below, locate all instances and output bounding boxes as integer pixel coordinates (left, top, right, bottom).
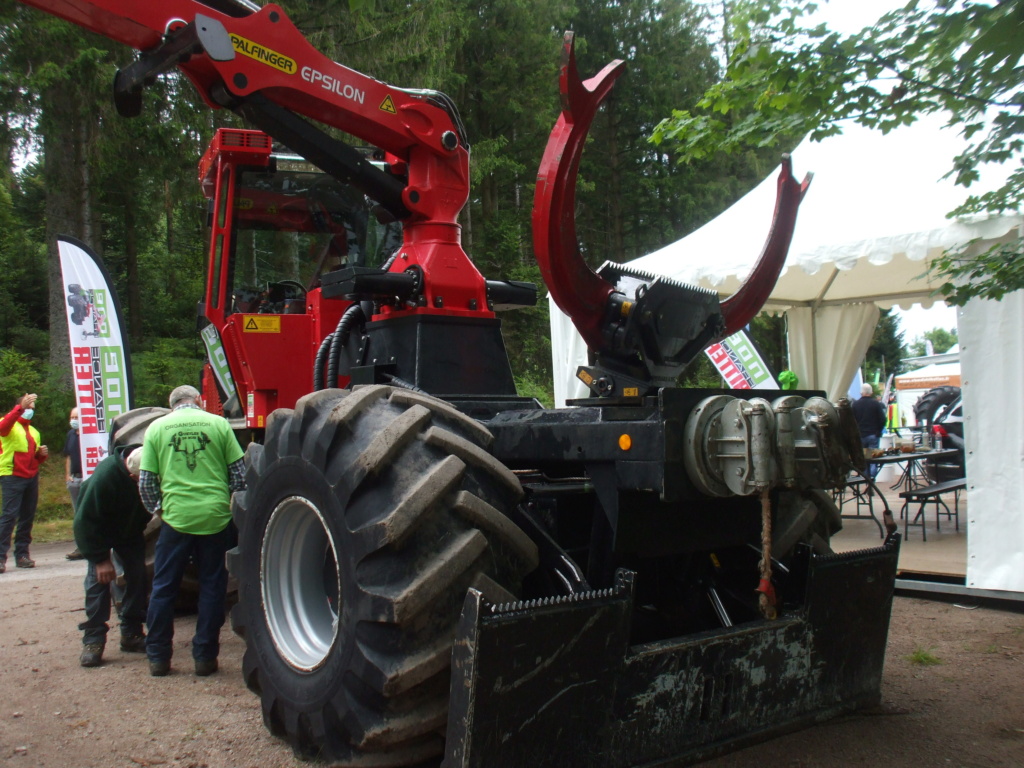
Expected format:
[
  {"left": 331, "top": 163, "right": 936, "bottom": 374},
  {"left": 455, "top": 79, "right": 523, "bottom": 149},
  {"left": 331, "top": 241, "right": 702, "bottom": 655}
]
[
  {"left": 168, "top": 385, "right": 201, "bottom": 407},
  {"left": 860, "top": 383, "right": 875, "bottom": 397}
]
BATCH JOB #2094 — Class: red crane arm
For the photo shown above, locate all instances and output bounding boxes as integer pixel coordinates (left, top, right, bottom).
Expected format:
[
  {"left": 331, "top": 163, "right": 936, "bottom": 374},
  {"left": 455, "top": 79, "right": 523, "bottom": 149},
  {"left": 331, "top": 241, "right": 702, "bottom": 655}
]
[{"left": 18, "top": 0, "right": 489, "bottom": 315}]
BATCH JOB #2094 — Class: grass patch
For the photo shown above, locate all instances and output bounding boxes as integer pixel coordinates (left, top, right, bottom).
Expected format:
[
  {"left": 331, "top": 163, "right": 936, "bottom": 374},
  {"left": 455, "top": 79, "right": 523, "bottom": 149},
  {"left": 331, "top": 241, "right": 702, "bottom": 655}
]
[
  {"left": 33, "top": 518, "right": 75, "bottom": 544},
  {"left": 907, "top": 646, "right": 942, "bottom": 666},
  {"left": 16, "top": 460, "right": 75, "bottom": 543}
]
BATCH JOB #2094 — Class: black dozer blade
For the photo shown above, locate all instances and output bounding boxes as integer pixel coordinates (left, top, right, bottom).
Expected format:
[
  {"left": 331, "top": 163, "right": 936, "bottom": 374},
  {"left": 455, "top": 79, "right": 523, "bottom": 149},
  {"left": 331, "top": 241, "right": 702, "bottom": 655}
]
[{"left": 443, "top": 534, "right": 900, "bottom": 767}]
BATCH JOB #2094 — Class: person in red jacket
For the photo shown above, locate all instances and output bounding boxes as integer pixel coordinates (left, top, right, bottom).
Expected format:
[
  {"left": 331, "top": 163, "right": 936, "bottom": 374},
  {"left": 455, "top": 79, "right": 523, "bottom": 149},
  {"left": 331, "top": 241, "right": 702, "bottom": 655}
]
[{"left": 0, "top": 393, "right": 49, "bottom": 572}]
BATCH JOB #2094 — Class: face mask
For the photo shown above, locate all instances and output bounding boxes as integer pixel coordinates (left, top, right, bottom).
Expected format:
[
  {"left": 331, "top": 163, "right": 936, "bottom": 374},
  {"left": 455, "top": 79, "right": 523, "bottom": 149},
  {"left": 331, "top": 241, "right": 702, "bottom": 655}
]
[
  {"left": 70, "top": 419, "right": 80, "bottom": 430},
  {"left": 22, "top": 408, "right": 34, "bottom": 420}
]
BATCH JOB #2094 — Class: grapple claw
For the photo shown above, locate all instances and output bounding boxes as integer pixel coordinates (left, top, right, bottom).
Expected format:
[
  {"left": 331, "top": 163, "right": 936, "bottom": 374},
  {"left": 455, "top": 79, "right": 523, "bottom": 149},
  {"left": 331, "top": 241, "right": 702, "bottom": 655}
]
[
  {"left": 720, "top": 155, "right": 812, "bottom": 335},
  {"left": 533, "top": 32, "right": 626, "bottom": 351}
]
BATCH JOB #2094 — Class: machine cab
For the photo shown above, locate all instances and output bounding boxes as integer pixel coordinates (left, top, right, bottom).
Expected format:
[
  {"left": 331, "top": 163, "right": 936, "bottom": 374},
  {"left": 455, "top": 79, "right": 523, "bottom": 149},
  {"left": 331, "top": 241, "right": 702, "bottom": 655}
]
[{"left": 198, "top": 128, "right": 401, "bottom": 429}]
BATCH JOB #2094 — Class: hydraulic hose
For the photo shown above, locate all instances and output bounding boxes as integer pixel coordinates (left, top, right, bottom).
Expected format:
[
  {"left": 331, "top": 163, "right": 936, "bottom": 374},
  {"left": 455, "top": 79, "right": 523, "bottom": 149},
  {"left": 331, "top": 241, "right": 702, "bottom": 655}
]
[
  {"left": 325, "top": 303, "right": 366, "bottom": 389},
  {"left": 313, "top": 333, "right": 334, "bottom": 391}
]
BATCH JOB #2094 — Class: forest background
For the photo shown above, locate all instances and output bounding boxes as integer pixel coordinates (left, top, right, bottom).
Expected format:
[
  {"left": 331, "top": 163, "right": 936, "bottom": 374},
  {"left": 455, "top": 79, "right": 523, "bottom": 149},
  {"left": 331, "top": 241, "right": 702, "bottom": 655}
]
[{"left": 0, "top": 0, "right": 936, "bottom": 529}]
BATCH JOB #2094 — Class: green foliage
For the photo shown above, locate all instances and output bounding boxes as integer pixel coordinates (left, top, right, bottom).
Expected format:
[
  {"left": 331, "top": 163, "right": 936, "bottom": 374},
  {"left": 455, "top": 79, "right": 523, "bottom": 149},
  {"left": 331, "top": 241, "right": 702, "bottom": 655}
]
[
  {"left": 0, "top": 166, "right": 48, "bottom": 348},
  {"left": 931, "top": 236, "right": 1024, "bottom": 306},
  {"left": 501, "top": 262, "right": 553, "bottom": 402},
  {"left": 0, "top": 347, "right": 75, "bottom": 449},
  {"left": 132, "top": 338, "right": 204, "bottom": 409},
  {"left": 652, "top": 0, "right": 1024, "bottom": 306},
  {"left": 0, "top": 347, "right": 43, "bottom": 409},
  {"left": 864, "top": 309, "right": 905, "bottom": 382},
  {"left": 908, "top": 327, "right": 958, "bottom": 358}
]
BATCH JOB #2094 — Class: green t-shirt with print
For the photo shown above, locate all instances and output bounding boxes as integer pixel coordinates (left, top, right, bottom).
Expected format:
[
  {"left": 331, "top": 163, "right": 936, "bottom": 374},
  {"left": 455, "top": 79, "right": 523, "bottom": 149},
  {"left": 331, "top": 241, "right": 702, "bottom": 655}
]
[{"left": 140, "top": 406, "right": 244, "bottom": 535}]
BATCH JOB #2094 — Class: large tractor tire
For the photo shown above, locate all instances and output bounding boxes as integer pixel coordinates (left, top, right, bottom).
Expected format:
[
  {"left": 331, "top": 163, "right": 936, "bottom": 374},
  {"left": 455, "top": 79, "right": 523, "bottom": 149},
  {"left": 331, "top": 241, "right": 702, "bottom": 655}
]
[
  {"left": 229, "top": 386, "right": 539, "bottom": 765},
  {"left": 108, "top": 406, "right": 171, "bottom": 452},
  {"left": 913, "top": 385, "right": 960, "bottom": 428}
]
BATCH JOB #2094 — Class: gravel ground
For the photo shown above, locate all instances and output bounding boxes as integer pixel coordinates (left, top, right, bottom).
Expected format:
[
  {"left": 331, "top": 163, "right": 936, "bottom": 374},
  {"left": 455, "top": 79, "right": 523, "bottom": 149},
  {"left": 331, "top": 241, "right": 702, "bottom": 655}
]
[{"left": 1, "top": 541, "right": 1022, "bottom": 768}]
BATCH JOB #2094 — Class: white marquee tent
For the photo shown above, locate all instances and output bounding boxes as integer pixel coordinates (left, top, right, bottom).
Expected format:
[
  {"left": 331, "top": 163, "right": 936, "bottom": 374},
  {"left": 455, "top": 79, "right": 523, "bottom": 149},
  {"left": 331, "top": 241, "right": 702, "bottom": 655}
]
[{"left": 548, "top": 115, "right": 1024, "bottom": 595}]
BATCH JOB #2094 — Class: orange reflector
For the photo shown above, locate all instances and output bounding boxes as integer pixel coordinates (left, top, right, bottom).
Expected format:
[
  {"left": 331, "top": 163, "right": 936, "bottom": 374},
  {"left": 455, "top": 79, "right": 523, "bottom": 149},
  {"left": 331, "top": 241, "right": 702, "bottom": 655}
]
[{"left": 618, "top": 434, "right": 632, "bottom": 451}]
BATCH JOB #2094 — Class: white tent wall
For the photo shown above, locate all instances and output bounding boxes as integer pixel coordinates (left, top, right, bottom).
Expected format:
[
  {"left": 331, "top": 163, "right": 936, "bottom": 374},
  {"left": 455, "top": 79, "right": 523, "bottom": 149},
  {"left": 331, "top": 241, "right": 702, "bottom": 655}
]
[
  {"left": 549, "top": 294, "right": 591, "bottom": 406},
  {"left": 787, "top": 303, "right": 878, "bottom": 399},
  {"left": 960, "top": 292, "right": 1024, "bottom": 593}
]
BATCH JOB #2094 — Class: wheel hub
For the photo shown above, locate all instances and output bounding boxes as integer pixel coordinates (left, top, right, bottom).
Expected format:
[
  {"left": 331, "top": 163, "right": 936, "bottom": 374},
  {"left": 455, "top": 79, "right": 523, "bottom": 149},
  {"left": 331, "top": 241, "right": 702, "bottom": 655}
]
[{"left": 261, "top": 496, "right": 341, "bottom": 672}]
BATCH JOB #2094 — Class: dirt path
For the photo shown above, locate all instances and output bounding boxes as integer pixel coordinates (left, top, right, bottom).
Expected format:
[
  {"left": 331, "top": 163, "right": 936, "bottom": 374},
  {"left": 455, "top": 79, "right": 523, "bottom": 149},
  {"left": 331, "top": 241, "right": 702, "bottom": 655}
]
[{"left": 1, "top": 542, "right": 1022, "bottom": 768}]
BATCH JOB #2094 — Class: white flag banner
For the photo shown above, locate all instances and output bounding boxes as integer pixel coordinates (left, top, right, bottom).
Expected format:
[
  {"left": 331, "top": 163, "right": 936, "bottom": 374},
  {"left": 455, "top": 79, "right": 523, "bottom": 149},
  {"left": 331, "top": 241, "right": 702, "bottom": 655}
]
[{"left": 58, "top": 237, "right": 134, "bottom": 478}]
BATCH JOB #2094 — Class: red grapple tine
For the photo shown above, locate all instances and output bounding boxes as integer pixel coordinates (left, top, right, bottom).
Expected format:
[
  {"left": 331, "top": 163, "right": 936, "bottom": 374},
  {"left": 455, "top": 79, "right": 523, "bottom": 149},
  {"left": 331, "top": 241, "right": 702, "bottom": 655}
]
[
  {"left": 533, "top": 32, "right": 626, "bottom": 351},
  {"left": 720, "top": 156, "right": 812, "bottom": 335}
]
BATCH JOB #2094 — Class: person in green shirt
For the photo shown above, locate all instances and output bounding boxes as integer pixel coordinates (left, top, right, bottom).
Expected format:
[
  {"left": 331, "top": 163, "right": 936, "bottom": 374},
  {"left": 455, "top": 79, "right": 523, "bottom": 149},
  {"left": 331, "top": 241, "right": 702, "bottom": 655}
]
[{"left": 138, "top": 385, "right": 245, "bottom": 677}]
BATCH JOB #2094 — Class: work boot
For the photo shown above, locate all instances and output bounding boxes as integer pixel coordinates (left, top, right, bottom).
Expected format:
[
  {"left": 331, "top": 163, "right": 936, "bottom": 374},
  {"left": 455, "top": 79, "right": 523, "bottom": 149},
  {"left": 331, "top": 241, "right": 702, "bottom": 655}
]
[
  {"left": 194, "top": 658, "right": 218, "bottom": 677},
  {"left": 149, "top": 659, "right": 171, "bottom": 677},
  {"left": 15, "top": 556, "right": 35, "bottom": 568},
  {"left": 0, "top": 560, "right": 5, "bottom": 574},
  {"left": 120, "top": 633, "right": 146, "bottom": 653},
  {"left": 80, "top": 643, "right": 104, "bottom": 668},
  {"left": 65, "top": 548, "right": 84, "bottom": 561}
]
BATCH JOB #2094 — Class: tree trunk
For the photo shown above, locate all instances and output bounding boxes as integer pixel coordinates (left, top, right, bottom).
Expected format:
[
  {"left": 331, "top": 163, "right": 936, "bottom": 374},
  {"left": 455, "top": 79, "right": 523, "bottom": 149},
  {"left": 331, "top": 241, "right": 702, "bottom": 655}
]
[
  {"left": 43, "top": 81, "right": 89, "bottom": 381},
  {"left": 125, "top": 195, "right": 143, "bottom": 343}
]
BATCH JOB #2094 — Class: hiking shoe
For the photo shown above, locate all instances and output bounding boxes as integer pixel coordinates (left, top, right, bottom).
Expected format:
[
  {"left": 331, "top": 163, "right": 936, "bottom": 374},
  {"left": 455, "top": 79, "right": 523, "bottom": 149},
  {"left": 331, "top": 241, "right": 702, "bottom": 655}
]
[
  {"left": 65, "top": 548, "right": 84, "bottom": 561},
  {"left": 120, "top": 633, "right": 146, "bottom": 653},
  {"left": 15, "top": 556, "right": 34, "bottom": 569},
  {"left": 80, "top": 643, "right": 104, "bottom": 668},
  {"left": 194, "top": 658, "right": 218, "bottom": 677},
  {"left": 149, "top": 659, "right": 171, "bottom": 677}
]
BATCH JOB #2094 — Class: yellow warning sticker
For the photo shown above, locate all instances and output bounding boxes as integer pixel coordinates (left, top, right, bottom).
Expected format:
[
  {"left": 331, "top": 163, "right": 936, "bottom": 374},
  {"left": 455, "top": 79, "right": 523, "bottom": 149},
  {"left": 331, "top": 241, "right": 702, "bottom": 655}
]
[
  {"left": 623, "top": 387, "right": 639, "bottom": 397},
  {"left": 379, "top": 95, "right": 397, "bottom": 114},
  {"left": 242, "top": 315, "right": 281, "bottom": 333}
]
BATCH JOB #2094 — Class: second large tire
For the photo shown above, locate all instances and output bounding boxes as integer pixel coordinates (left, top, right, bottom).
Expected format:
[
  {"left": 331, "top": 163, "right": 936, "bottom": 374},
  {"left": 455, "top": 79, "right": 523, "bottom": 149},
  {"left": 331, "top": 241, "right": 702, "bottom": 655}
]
[
  {"left": 229, "top": 386, "right": 538, "bottom": 765},
  {"left": 913, "top": 385, "right": 960, "bottom": 428}
]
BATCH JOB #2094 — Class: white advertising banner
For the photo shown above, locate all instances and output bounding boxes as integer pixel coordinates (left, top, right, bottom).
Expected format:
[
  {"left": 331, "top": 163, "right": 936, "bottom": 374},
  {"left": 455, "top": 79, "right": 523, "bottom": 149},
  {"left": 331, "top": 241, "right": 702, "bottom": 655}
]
[
  {"left": 58, "top": 237, "right": 133, "bottom": 478},
  {"left": 704, "top": 330, "right": 779, "bottom": 390}
]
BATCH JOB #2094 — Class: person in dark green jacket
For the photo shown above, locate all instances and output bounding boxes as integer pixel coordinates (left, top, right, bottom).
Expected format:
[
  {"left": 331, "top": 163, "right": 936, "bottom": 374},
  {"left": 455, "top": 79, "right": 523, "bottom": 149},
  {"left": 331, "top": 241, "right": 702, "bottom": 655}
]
[{"left": 73, "top": 444, "right": 151, "bottom": 668}]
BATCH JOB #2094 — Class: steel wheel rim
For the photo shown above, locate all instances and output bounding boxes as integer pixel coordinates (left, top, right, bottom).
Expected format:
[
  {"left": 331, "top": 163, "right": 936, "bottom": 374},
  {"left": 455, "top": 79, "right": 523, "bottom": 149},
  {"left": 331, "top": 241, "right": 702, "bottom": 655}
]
[{"left": 262, "top": 495, "right": 340, "bottom": 672}]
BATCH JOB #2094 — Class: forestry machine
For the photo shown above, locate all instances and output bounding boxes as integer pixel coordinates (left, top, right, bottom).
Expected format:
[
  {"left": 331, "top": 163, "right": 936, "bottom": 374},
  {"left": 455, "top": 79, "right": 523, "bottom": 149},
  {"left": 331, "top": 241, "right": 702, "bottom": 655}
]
[{"left": 26, "top": 1, "right": 900, "bottom": 765}]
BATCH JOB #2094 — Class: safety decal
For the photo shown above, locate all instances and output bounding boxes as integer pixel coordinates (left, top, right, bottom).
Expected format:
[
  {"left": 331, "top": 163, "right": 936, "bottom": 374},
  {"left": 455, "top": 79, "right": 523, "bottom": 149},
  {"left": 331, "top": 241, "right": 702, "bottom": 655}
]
[
  {"left": 379, "top": 95, "right": 397, "bottom": 114},
  {"left": 242, "top": 315, "right": 281, "bottom": 333},
  {"left": 230, "top": 34, "right": 297, "bottom": 75}
]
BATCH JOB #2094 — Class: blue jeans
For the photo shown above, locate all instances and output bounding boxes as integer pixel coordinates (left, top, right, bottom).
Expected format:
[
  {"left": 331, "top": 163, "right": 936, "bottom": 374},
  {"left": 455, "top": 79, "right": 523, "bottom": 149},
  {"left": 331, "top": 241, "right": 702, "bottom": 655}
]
[
  {"left": 79, "top": 538, "right": 147, "bottom": 645},
  {"left": 861, "top": 434, "right": 880, "bottom": 478},
  {"left": 146, "top": 521, "right": 236, "bottom": 664},
  {"left": 0, "top": 475, "right": 39, "bottom": 562}
]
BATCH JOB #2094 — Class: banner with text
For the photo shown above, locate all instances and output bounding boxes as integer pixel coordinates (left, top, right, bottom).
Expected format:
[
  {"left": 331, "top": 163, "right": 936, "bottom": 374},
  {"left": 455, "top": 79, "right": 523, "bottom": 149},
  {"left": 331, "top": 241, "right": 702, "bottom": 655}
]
[
  {"left": 705, "top": 330, "right": 779, "bottom": 390},
  {"left": 58, "top": 237, "right": 134, "bottom": 478}
]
